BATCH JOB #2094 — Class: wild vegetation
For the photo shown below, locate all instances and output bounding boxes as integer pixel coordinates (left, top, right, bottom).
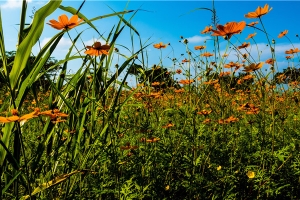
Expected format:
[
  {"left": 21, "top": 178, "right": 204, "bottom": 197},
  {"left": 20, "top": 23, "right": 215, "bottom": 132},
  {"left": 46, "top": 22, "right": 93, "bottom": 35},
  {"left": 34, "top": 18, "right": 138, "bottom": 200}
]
[{"left": 0, "top": 1, "right": 300, "bottom": 199}]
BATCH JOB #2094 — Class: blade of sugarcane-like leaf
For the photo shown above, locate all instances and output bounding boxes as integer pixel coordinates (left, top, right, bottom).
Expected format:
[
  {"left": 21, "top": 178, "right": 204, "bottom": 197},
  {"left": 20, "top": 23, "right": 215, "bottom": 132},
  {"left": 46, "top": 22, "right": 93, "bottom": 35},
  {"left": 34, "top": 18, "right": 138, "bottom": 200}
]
[{"left": 9, "top": 0, "right": 62, "bottom": 90}]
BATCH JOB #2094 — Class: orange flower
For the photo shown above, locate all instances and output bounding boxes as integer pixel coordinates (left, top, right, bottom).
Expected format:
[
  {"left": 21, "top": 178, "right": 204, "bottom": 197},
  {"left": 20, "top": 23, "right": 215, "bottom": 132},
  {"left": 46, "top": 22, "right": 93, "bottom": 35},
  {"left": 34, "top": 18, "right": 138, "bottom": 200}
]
[
  {"left": 18, "top": 109, "right": 40, "bottom": 123},
  {"left": 142, "top": 137, "right": 160, "bottom": 143},
  {"left": 225, "top": 116, "right": 239, "bottom": 123},
  {"left": 162, "top": 122, "right": 174, "bottom": 128},
  {"left": 237, "top": 103, "right": 260, "bottom": 114},
  {"left": 246, "top": 33, "right": 256, "bottom": 40},
  {"left": 120, "top": 142, "right": 138, "bottom": 150},
  {"left": 238, "top": 42, "right": 250, "bottom": 49},
  {"left": 174, "top": 88, "right": 185, "bottom": 93},
  {"left": 278, "top": 30, "right": 288, "bottom": 38},
  {"left": 47, "top": 14, "right": 83, "bottom": 30},
  {"left": 182, "top": 58, "right": 190, "bottom": 63},
  {"left": 243, "top": 62, "right": 264, "bottom": 72},
  {"left": 0, "top": 108, "right": 41, "bottom": 124},
  {"left": 242, "top": 53, "right": 248, "bottom": 59},
  {"left": 201, "top": 52, "right": 214, "bottom": 57},
  {"left": 179, "top": 79, "right": 194, "bottom": 85},
  {"left": 248, "top": 21, "right": 259, "bottom": 26},
  {"left": 148, "top": 92, "right": 161, "bottom": 98},
  {"left": 224, "top": 62, "right": 242, "bottom": 70},
  {"left": 194, "top": 45, "right": 206, "bottom": 50},
  {"left": 219, "top": 71, "right": 231, "bottom": 77},
  {"left": 285, "top": 48, "right": 300, "bottom": 54},
  {"left": 39, "top": 109, "right": 68, "bottom": 120},
  {"left": 245, "top": 4, "right": 272, "bottom": 18},
  {"left": 84, "top": 42, "right": 110, "bottom": 56},
  {"left": 211, "top": 21, "right": 246, "bottom": 40},
  {"left": 265, "top": 58, "right": 275, "bottom": 65},
  {"left": 153, "top": 42, "right": 167, "bottom": 49},
  {"left": 197, "top": 110, "right": 212, "bottom": 116},
  {"left": 11, "top": 109, "right": 18, "bottom": 116},
  {"left": 176, "top": 69, "right": 182, "bottom": 74},
  {"left": 151, "top": 82, "right": 161, "bottom": 86},
  {"left": 201, "top": 25, "right": 213, "bottom": 34},
  {"left": 0, "top": 116, "right": 19, "bottom": 123},
  {"left": 203, "top": 118, "right": 211, "bottom": 124},
  {"left": 242, "top": 74, "right": 254, "bottom": 80}
]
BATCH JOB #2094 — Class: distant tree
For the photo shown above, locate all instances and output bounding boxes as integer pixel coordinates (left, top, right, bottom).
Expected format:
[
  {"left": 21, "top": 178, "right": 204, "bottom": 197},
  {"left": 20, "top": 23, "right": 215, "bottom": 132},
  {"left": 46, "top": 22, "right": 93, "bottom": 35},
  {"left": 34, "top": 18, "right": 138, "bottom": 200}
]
[
  {"left": 274, "top": 67, "right": 300, "bottom": 84},
  {"left": 0, "top": 51, "right": 61, "bottom": 89},
  {"left": 206, "top": 71, "right": 254, "bottom": 91},
  {"left": 128, "top": 64, "right": 180, "bottom": 89}
]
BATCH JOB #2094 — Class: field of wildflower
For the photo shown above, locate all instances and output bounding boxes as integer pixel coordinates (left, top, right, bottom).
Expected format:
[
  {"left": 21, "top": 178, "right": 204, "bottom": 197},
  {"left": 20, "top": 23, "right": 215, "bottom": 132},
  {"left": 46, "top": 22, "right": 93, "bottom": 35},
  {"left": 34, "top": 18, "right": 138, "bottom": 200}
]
[{"left": 0, "top": 1, "right": 300, "bottom": 199}]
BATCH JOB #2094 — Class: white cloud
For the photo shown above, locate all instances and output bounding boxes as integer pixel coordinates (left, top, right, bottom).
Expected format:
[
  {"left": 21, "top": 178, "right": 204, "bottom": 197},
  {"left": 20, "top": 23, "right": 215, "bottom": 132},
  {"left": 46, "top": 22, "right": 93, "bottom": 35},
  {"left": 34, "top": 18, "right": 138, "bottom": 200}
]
[
  {"left": 185, "top": 35, "right": 211, "bottom": 44},
  {"left": 220, "top": 42, "right": 300, "bottom": 62},
  {"left": 1, "top": 0, "right": 32, "bottom": 9},
  {"left": 83, "top": 38, "right": 106, "bottom": 47},
  {"left": 40, "top": 37, "right": 72, "bottom": 50}
]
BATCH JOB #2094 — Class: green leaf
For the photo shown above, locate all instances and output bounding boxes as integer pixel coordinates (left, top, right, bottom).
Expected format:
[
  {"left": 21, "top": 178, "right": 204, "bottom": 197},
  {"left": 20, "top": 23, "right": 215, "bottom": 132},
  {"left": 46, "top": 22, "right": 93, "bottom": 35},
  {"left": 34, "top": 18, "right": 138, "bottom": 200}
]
[
  {"left": 21, "top": 170, "right": 81, "bottom": 199},
  {"left": 9, "top": 0, "right": 62, "bottom": 90}
]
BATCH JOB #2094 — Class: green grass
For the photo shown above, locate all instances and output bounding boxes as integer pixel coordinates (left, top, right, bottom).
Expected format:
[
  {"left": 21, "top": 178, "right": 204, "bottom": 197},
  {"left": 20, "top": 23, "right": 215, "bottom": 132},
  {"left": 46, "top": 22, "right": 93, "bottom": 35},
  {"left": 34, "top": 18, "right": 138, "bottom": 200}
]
[{"left": 0, "top": 1, "right": 300, "bottom": 199}]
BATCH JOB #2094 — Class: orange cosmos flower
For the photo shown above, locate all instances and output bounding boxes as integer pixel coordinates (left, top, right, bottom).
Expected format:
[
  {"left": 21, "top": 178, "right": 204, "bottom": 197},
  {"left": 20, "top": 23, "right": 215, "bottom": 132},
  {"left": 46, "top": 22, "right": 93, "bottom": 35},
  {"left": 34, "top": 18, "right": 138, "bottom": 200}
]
[
  {"left": 201, "top": 52, "right": 214, "bottom": 57},
  {"left": 219, "top": 71, "right": 231, "bottom": 77},
  {"left": 197, "top": 110, "right": 212, "bottom": 116},
  {"left": 245, "top": 4, "right": 272, "bottom": 18},
  {"left": 278, "top": 30, "right": 288, "bottom": 38},
  {"left": 225, "top": 116, "right": 239, "bottom": 123},
  {"left": 182, "top": 58, "right": 190, "bottom": 63},
  {"left": 243, "top": 62, "right": 264, "bottom": 72},
  {"left": 211, "top": 21, "right": 246, "bottom": 40},
  {"left": 162, "top": 122, "right": 174, "bottom": 128},
  {"left": 153, "top": 42, "right": 167, "bottom": 49},
  {"left": 238, "top": 42, "right": 250, "bottom": 49},
  {"left": 201, "top": 25, "right": 213, "bottom": 34},
  {"left": 39, "top": 109, "right": 68, "bottom": 120},
  {"left": 203, "top": 118, "right": 211, "bottom": 124},
  {"left": 141, "top": 137, "right": 160, "bottom": 143},
  {"left": 246, "top": 33, "right": 256, "bottom": 40},
  {"left": 0, "top": 116, "right": 19, "bottom": 123},
  {"left": 176, "top": 69, "right": 182, "bottom": 74},
  {"left": 18, "top": 109, "right": 40, "bottom": 123},
  {"left": 194, "top": 45, "right": 206, "bottom": 50},
  {"left": 179, "top": 79, "right": 194, "bottom": 85},
  {"left": 265, "top": 58, "right": 275, "bottom": 65},
  {"left": 224, "top": 61, "right": 236, "bottom": 68},
  {"left": 174, "top": 88, "right": 184, "bottom": 93},
  {"left": 120, "top": 142, "right": 138, "bottom": 150},
  {"left": 248, "top": 21, "right": 259, "bottom": 26},
  {"left": 84, "top": 42, "right": 110, "bottom": 56},
  {"left": 47, "top": 14, "right": 83, "bottom": 30},
  {"left": 285, "top": 48, "right": 300, "bottom": 54},
  {"left": 151, "top": 82, "right": 161, "bottom": 86},
  {"left": 242, "top": 74, "right": 254, "bottom": 80}
]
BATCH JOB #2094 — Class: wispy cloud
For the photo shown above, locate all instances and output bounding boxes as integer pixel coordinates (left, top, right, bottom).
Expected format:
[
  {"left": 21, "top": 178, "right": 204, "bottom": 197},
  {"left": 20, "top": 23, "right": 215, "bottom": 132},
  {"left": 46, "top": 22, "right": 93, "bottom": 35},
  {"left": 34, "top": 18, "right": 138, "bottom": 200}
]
[
  {"left": 1, "top": 0, "right": 32, "bottom": 9},
  {"left": 83, "top": 38, "right": 106, "bottom": 46},
  {"left": 40, "top": 37, "right": 73, "bottom": 50},
  {"left": 185, "top": 35, "right": 211, "bottom": 44},
  {"left": 220, "top": 42, "right": 300, "bottom": 62}
]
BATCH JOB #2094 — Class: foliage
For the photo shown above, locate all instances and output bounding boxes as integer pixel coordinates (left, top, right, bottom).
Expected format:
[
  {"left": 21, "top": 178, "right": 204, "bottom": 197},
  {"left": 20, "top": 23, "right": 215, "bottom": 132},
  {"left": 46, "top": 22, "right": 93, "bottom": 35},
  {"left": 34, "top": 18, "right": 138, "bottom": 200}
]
[
  {"left": 0, "top": 0, "right": 300, "bottom": 199},
  {"left": 0, "top": 50, "right": 61, "bottom": 89}
]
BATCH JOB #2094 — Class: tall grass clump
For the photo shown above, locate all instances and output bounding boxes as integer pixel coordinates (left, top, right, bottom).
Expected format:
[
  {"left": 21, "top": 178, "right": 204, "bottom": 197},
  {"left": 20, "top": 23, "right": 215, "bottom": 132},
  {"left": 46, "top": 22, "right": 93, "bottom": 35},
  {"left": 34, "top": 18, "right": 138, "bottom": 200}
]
[{"left": 0, "top": 0, "right": 300, "bottom": 199}]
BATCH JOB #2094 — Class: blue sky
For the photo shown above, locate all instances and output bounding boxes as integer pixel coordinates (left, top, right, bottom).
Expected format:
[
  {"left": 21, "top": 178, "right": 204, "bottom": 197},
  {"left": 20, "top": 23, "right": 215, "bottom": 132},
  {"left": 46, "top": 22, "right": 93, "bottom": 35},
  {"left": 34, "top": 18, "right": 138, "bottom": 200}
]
[{"left": 0, "top": 0, "right": 299, "bottom": 82}]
